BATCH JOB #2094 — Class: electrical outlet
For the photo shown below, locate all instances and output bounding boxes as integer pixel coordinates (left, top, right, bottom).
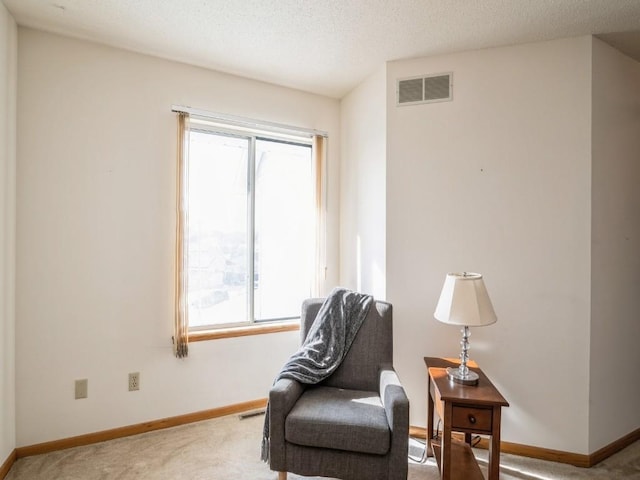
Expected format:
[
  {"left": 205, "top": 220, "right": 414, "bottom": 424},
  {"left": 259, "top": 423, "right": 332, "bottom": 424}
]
[
  {"left": 128, "top": 372, "right": 140, "bottom": 391},
  {"left": 75, "top": 379, "right": 88, "bottom": 399}
]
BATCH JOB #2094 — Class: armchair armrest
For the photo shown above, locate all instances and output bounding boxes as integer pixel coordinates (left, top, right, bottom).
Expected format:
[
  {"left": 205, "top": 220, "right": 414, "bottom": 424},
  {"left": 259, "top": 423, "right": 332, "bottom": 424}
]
[
  {"left": 379, "top": 366, "right": 409, "bottom": 436},
  {"left": 379, "top": 366, "right": 409, "bottom": 479},
  {"left": 268, "top": 378, "right": 305, "bottom": 470}
]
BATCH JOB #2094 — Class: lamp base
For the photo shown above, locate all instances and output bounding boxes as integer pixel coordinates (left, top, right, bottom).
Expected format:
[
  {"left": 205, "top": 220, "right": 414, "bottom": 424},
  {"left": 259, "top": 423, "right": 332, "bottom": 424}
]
[{"left": 446, "top": 366, "right": 479, "bottom": 386}]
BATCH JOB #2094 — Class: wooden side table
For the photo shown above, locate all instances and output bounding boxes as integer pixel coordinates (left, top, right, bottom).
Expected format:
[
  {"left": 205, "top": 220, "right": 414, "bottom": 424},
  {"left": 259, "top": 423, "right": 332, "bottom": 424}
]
[{"left": 424, "top": 357, "right": 509, "bottom": 480}]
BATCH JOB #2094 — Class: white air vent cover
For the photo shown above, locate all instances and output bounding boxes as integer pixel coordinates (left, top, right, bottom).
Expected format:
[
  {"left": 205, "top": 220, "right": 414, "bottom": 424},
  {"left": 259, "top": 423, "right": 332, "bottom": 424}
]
[{"left": 397, "top": 73, "right": 452, "bottom": 106}]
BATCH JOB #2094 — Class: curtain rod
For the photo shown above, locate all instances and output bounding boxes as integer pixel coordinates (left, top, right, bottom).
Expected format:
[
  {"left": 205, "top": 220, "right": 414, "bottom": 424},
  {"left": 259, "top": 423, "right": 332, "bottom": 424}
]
[{"left": 171, "top": 105, "right": 328, "bottom": 138}]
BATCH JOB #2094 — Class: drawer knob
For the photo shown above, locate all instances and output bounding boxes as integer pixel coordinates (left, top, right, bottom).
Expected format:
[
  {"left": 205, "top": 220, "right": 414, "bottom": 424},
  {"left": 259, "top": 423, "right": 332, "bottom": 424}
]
[{"left": 468, "top": 414, "right": 476, "bottom": 424}]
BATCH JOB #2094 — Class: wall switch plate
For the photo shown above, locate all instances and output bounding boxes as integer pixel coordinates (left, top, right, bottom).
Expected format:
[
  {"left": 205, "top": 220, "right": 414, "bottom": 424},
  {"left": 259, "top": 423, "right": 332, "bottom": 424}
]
[
  {"left": 75, "top": 379, "right": 88, "bottom": 399},
  {"left": 128, "top": 372, "right": 140, "bottom": 391}
]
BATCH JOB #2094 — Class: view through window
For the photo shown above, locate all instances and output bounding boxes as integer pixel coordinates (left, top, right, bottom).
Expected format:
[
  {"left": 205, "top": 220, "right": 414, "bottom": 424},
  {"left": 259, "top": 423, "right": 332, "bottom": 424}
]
[{"left": 186, "top": 126, "right": 314, "bottom": 329}]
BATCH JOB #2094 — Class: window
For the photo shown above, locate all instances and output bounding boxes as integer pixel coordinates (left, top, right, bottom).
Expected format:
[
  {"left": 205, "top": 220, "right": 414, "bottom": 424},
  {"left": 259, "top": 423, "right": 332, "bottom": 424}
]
[{"left": 173, "top": 111, "right": 326, "bottom": 349}]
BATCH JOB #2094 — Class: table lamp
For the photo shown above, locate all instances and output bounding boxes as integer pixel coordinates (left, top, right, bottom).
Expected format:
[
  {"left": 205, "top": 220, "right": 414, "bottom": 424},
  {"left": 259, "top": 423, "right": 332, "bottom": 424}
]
[{"left": 434, "top": 272, "right": 497, "bottom": 385}]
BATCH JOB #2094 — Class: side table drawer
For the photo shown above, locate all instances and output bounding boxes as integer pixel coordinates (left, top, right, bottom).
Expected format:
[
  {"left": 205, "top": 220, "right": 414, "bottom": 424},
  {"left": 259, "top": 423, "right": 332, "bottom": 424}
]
[{"left": 452, "top": 406, "right": 492, "bottom": 432}]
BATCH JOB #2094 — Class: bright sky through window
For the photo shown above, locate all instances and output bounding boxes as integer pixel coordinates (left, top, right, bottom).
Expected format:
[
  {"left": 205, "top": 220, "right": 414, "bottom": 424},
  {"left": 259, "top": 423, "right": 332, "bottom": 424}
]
[{"left": 186, "top": 129, "right": 313, "bottom": 329}]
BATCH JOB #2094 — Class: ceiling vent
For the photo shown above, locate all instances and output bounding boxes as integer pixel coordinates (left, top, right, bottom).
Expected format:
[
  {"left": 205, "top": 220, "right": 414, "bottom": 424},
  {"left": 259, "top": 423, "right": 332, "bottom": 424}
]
[{"left": 397, "top": 73, "right": 452, "bottom": 106}]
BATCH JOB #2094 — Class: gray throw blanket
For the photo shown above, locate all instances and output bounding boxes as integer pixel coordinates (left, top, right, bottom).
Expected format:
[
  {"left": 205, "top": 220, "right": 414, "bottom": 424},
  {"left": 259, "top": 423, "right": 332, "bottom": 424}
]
[{"left": 261, "top": 287, "right": 374, "bottom": 462}]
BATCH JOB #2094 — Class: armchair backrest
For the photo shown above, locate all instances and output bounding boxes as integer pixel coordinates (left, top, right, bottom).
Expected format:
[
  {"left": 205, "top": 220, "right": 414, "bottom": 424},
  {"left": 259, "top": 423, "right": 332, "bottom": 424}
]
[{"left": 301, "top": 298, "right": 393, "bottom": 392}]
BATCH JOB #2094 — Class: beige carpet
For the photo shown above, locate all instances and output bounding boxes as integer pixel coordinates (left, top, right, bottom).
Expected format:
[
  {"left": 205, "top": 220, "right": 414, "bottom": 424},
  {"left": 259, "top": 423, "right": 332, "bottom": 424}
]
[{"left": 6, "top": 413, "right": 640, "bottom": 479}]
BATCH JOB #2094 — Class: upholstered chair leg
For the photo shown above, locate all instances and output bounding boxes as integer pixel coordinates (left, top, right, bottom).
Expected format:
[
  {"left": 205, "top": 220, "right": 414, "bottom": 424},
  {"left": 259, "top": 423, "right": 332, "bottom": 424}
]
[{"left": 278, "top": 472, "right": 287, "bottom": 480}]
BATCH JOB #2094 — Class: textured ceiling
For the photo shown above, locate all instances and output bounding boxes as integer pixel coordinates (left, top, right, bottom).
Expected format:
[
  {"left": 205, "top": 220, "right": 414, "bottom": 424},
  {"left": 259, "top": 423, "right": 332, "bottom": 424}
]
[{"left": 3, "top": 0, "right": 640, "bottom": 98}]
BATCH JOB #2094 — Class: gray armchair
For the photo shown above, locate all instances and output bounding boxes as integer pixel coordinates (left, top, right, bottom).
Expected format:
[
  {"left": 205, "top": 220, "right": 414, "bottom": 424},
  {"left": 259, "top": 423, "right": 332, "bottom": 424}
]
[{"left": 268, "top": 298, "right": 409, "bottom": 480}]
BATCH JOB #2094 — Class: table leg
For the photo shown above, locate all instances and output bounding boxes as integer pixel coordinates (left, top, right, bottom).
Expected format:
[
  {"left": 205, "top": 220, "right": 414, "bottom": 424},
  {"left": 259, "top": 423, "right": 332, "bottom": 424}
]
[
  {"left": 427, "top": 378, "right": 434, "bottom": 457},
  {"left": 442, "top": 402, "right": 453, "bottom": 480},
  {"left": 488, "top": 407, "right": 502, "bottom": 480}
]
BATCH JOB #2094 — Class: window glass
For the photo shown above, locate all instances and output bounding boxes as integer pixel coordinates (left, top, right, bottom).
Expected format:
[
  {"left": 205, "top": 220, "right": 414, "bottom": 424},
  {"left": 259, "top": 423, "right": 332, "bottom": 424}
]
[
  {"left": 187, "top": 131, "right": 249, "bottom": 328},
  {"left": 254, "top": 139, "right": 313, "bottom": 321},
  {"left": 186, "top": 129, "right": 313, "bottom": 329}
]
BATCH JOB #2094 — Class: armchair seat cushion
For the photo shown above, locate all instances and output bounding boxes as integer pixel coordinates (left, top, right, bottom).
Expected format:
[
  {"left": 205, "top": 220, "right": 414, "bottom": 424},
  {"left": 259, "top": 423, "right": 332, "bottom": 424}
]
[{"left": 285, "top": 386, "right": 390, "bottom": 455}]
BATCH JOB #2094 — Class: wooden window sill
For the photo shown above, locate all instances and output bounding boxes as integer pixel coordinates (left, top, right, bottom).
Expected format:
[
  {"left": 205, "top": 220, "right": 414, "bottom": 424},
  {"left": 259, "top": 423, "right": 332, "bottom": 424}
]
[{"left": 189, "top": 320, "right": 300, "bottom": 341}]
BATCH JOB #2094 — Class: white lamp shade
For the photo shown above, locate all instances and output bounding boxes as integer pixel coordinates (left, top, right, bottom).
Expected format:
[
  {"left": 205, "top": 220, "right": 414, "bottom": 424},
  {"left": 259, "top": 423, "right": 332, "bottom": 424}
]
[{"left": 434, "top": 272, "right": 497, "bottom": 327}]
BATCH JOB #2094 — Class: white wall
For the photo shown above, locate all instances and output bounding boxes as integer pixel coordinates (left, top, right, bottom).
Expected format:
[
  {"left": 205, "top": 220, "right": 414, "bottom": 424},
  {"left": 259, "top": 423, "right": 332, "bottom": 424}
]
[
  {"left": 16, "top": 28, "right": 340, "bottom": 447},
  {"left": 589, "top": 38, "right": 640, "bottom": 452},
  {"left": 385, "top": 37, "right": 593, "bottom": 454},
  {"left": 0, "top": 2, "right": 17, "bottom": 464},
  {"left": 340, "top": 66, "right": 387, "bottom": 299}
]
